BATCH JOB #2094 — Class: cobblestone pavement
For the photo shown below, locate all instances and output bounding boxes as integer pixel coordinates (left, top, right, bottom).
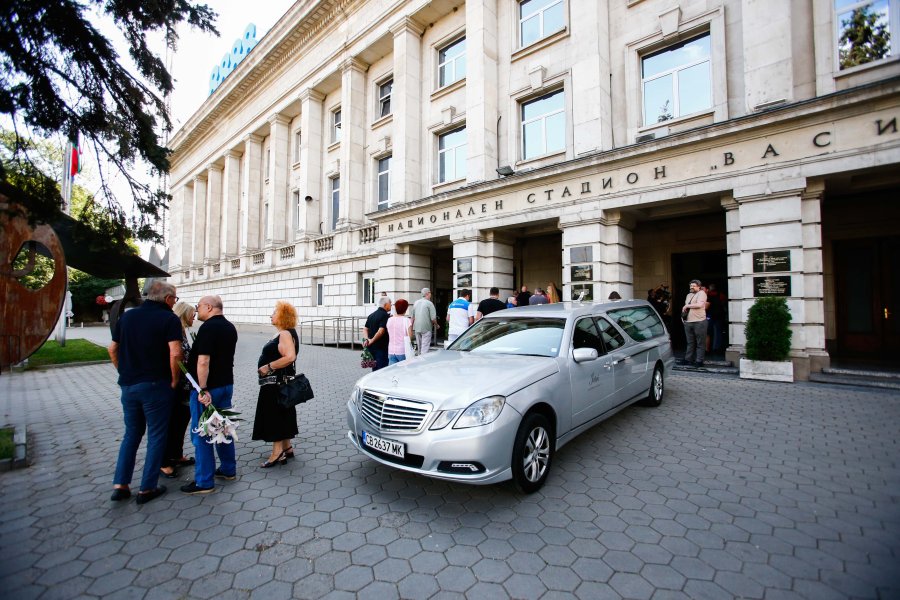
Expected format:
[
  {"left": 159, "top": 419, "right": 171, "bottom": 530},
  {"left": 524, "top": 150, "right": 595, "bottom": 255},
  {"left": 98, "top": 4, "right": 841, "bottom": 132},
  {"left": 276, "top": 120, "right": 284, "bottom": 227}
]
[{"left": 1, "top": 331, "right": 898, "bottom": 599}]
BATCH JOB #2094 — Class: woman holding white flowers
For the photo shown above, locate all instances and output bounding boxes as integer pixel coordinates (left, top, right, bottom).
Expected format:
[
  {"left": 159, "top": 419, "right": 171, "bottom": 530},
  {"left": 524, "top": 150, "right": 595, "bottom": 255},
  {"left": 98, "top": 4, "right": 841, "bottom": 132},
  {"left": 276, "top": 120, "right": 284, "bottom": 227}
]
[
  {"left": 252, "top": 300, "right": 300, "bottom": 467},
  {"left": 160, "top": 302, "right": 196, "bottom": 479}
]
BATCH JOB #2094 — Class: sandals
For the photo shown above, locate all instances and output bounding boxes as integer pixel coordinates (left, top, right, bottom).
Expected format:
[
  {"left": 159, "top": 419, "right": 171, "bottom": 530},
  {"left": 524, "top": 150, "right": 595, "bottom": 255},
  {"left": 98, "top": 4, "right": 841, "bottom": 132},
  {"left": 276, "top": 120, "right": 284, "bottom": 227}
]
[{"left": 283, "top": 447, "right": 295, "bottom": 459}]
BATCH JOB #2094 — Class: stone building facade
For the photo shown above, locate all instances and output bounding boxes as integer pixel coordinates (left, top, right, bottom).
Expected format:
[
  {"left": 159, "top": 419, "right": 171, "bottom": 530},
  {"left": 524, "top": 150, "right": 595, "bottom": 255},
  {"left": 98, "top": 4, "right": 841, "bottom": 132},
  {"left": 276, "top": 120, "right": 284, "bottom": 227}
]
[{"left": 168, "top": 0, "right": 900, "bottom": 379}]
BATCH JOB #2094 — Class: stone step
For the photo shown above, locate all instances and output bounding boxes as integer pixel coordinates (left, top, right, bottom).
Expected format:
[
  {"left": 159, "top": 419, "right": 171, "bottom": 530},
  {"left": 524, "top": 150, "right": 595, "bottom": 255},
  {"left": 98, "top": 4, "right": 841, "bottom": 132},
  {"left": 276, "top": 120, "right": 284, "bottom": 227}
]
[
  {"left": 674, "top": 362, "right": 739, "bottom": 375},
  {"left": 822, "top": 367, "right": 900, "bottom": 380},
  {"left": 809, "top": 372, "right": 900, "bottom": 391}
]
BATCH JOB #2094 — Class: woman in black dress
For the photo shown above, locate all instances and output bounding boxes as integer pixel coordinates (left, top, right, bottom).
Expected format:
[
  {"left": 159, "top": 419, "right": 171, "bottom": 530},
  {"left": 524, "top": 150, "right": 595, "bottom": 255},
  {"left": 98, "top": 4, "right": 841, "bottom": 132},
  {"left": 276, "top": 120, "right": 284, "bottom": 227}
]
[{"left": 252, "top": 300, "right": 299, "bottom": 467}]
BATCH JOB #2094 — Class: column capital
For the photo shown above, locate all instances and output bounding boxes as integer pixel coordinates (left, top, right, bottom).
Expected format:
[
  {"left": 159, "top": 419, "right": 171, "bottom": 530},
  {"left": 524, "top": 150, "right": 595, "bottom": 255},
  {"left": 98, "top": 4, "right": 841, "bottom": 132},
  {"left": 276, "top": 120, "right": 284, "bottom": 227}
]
[
  {"left": 298, "top": 88, "right": 326, "bottom": 103},
  {"left": 243, "top": 132, "right": 264, "bottom": 144},
  {"left": 600, "top": 209, "right": 635, "bottom": 230},
  {"left": 206, "top": 163, "right": 224, "bottom": 173},
  {"left": 720, "top": 195, "right": 738, "bottom": 211},
  {"left": 390, "top": 16, "right": 425, "bottom": 37},
  {"left": 268, "top": 112, "right": 291, "bottom": 127},
  {"left": 801, "top": 178, "right": 825, "bottom": 201},
  {"left": 193, "top": 174, "right": 207, "bottom": 183},
  {"left": 340, "top": 56, "right": 369, "bottom": 74},
  {"left": 224, "top": 148, "right": 243, "bottom": 159}
]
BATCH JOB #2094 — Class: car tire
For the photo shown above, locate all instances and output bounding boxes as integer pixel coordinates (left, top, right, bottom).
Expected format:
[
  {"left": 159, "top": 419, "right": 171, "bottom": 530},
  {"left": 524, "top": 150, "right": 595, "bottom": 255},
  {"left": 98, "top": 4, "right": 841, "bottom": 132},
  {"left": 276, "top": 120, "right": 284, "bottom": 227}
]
[
  {"left": 511, "top": 412, "right": 554, "bottom": 493},
  {"left": 641, "top": 364, "right": 664, "bottom": 407}
]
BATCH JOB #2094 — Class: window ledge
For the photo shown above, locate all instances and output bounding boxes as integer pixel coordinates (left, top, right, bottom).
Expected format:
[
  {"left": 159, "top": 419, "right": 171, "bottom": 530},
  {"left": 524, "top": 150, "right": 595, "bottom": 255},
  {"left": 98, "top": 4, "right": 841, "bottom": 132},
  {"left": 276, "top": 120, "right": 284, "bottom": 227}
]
[
  {"left": 834, "top": 55, "right": 900, "bottom": 79},
  {"left": 327, "top": 140, "right": 341, "bottom": 152},
  {"left": 511, "top": 27, "right": 569, "bottom": 63},
  {"left": 371, "top": 113, "right": 393, "bottom": 130},
  {"left": 431, "top": 78, "right": 466, "bottom": 101},
  {"left": 638, "top": 108, "right": 714, "bottom": 134},
  {"left": 515, "top": 149, "right": 566, "bottom": 168},
  {"left": 432, "top": 178, "right": 467, "bottom": 193}
]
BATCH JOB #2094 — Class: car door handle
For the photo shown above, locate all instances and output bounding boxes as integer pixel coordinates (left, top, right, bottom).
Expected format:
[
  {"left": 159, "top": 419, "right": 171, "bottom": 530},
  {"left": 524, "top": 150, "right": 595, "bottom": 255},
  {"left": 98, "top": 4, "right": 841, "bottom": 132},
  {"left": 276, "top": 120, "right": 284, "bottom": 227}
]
[{"left": 609, "top": 359, "right": 621, "bottom": 366}]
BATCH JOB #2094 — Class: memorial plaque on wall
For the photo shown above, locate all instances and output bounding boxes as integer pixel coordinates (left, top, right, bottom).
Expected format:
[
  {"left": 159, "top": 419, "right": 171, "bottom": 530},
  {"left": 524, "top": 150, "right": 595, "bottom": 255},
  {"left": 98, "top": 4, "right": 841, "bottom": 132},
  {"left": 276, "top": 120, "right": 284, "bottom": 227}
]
[
  {"left": 456, "top": 258, "right": 472, "bottom": 273},
  {"left": 754, "top": 276, "right": 791, "bottom": 297},
  {"left": 753, "top": 251, "right": 791, "bottom": 273},
  {"left": 571, "top": 265, "right": 593, "bottom": 282},
  {"left": 570, "top": 246, "right": 593, "bottom": 264},
  {"left": 456, "top": 273, "right": 472, "bottom": 288},
  {"left": 572, "top": 284, "right": 593, "bottom": 302}
]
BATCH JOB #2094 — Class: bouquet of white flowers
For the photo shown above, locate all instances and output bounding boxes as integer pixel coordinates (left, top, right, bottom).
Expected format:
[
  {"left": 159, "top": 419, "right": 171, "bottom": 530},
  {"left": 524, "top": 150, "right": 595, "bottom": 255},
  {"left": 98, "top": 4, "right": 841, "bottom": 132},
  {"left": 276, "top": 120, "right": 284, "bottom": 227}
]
[{"left": 178, "top": 363, "right": 241, "bottom": 444}]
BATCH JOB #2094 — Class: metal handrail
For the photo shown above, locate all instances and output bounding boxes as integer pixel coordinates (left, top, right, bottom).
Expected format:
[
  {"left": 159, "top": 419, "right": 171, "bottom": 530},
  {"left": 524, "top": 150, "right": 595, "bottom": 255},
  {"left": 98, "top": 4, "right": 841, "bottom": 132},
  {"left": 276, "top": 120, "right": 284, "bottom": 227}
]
[{"left": 298, "top": 316, "right": 365, "bottom": 350}]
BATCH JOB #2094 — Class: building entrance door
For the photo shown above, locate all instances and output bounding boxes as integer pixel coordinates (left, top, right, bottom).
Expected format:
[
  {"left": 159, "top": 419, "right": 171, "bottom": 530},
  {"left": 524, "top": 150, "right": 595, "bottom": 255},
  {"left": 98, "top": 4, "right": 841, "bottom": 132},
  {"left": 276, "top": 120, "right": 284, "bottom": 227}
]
[
  {"left": 834, "top": 236, "right": 900, "bottom": 359},
  {"left": 670, "top": 250, "right": 728, "bottom": 353}
]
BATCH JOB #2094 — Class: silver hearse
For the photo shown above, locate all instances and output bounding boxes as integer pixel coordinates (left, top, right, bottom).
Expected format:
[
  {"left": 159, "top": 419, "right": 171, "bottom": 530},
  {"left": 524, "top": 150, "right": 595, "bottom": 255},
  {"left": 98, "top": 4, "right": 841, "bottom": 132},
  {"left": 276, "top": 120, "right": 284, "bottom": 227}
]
[{"left": 346, "top": 300, "right": 674, "bottom": 492}]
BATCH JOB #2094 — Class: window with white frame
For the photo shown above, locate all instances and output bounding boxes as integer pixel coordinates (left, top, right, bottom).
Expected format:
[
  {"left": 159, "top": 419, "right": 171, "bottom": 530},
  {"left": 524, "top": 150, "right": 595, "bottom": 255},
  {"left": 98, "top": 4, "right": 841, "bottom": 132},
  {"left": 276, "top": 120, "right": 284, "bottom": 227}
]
[
  {"left": 835, "top": 0, "right": 895, "bottom": 70},
  {"left": 293, "top": 190, "right": 301, "bottom": 231},
  {"left": 377, "top": 79, "right": 393, "bottom": 118},
  {"left": 360, "top": 272, "right": 376, "bottom": 305},
  {"left": 438, "top": 37, "right": 466, "bottom": 87},
  {"left": 331, "top": 108, "right": 342, "bottom": 143},
  {"left": 293, "top": 130, "right": 302, "bottom": 163},
  {"left": 519, "top": 0, "right": 565, "bottom": 47},
  {"left": 521, "top": 89, "right": 565, "bottom": 160},
  {"left": 641, "top": 34, "right": 711, "bottom": 125},
  {"left": 377, "top": 156, "right": 391, "bottom": 210},
  {"left": 438, "top": 127, "right": 467, "bottom": 183},
  {"left": 330, "top": 176, "right": 340, "bottom": 230},
  {"left": 313, "top": 278, "right": 324, "bottom": 306}
]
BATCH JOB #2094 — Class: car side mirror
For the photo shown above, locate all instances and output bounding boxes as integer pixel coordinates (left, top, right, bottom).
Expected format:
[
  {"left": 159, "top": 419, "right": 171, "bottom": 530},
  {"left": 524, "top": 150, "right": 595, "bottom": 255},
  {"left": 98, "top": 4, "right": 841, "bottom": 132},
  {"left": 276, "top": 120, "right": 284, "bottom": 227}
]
[{"left": 572, "top": 347, "right": 599, "bottom": 363}]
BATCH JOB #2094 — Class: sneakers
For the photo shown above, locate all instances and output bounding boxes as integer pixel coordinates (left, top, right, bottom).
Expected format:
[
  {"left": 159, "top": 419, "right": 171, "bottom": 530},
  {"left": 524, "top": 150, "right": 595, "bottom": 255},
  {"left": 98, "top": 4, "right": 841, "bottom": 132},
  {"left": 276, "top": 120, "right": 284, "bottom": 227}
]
[
  {"left": 180, "top": 481, "right": 215, "bottom": 495},
  {"left": 214, "top": 468, "right": 236, "bottom": 481}
]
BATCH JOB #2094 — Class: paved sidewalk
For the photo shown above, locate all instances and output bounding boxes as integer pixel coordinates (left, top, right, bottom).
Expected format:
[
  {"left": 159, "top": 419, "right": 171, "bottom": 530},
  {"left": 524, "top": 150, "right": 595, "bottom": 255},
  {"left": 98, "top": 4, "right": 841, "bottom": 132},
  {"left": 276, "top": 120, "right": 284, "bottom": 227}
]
[{"left": 1, "top": 341, "right": 898, "bottom": 599}]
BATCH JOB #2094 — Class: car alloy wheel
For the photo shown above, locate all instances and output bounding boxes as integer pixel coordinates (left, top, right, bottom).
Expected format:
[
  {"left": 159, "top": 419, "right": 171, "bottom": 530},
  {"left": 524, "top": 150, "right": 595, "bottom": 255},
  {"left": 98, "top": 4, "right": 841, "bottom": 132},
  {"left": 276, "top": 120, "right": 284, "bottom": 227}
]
[
  {"left": 643, "top": 364, "right": 664, "bottom": 407},
  {"left": 512, "top": 412, "right": 553, "bottom": 493}
]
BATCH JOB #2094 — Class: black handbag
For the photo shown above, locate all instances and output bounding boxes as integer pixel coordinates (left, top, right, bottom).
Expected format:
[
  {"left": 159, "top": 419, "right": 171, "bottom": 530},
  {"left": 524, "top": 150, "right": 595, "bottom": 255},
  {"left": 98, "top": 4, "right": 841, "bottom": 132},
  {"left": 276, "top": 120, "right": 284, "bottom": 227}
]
[{"left": 278, "top": 373, "right": 314, "bottom": 408}]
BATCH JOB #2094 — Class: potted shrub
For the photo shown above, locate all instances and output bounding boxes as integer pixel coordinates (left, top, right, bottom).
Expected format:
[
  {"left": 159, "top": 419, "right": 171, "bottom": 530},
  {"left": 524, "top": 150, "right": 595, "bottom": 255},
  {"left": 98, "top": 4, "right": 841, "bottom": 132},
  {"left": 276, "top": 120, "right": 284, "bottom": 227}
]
[{"left": 740, "top": 297, "right": 794, "bottom": 382}]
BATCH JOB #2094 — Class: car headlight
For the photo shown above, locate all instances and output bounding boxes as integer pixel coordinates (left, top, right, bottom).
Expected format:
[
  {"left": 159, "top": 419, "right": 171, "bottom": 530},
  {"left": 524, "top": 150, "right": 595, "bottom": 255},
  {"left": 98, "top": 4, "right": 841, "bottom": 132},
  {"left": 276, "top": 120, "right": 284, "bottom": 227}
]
[
  {"left": 350, "top": 386, "right": 362, "bottom": 410},
  {"left": 429, "top": 409, "right": 461, "bottom": 430},
  {"left": 453, "top": 396, "right": 506, "bottom": 429}
]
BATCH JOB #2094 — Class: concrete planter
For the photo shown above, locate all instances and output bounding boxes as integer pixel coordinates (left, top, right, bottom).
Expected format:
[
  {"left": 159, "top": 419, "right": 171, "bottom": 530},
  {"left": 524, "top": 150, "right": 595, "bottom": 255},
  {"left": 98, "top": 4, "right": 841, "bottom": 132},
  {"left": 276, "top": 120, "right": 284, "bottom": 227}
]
[{"left": 740, "top": 358, "right": 794, "bottom": 382}]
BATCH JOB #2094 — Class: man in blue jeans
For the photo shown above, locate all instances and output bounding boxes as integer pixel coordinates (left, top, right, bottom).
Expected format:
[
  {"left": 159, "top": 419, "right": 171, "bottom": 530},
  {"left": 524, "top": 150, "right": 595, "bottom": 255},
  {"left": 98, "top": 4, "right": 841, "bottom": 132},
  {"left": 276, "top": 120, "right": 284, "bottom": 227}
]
[
  {"left": 181, "top": 295, "right": 239, "bottom": 494},
  {"left": 108, "top": 281, "right": 182, "bottom": 504}
]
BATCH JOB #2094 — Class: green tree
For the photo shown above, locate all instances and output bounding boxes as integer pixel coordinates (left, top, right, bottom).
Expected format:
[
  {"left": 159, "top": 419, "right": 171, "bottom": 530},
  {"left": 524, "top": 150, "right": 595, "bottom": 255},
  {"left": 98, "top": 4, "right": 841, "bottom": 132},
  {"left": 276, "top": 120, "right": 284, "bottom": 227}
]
[
  {"left": 0, "top": 0, "right": 218, "bottom": 241},
  {"left": 744, "top": 297, "right": 793, "bottom": 362},
  {"left": 839, "top": 5, "right": 892, "bottom": 69},
  {"left": 68, "top": 269, "right": 123, "bottom": 321}
]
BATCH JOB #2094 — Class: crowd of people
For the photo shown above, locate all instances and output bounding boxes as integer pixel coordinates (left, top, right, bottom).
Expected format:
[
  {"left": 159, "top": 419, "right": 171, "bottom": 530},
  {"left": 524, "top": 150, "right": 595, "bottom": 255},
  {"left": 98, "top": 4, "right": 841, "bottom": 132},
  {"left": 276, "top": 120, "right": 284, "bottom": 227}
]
[
  {"left": 109, "top": 281, "right": 305, "bottom": 504},
  {"left": 109, "top": 278, "right": 729, "bottom": 503}
]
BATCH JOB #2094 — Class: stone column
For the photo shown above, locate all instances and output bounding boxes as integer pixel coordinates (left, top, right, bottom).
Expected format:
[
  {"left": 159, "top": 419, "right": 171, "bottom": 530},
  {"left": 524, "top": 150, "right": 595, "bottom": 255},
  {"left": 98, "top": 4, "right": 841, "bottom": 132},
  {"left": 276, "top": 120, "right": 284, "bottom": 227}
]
[
  {"left": 728, "top": 183, "right": 817, "bottom": 380},
  {"left": 390, "top": 17, "right": 424, "bottom": 206},
  {"left": 205, "top": 163, "right": 223, "bottom": 262},
  {"left": 267, "top": 113, "right": 290, "bottom": 245},
  {"left": 560, "top": 208, "right": 605, "bottom": 302},
  {"left": 298, "top": 89, "right": 324, "bottom": 237},
  {"left": 801, "top": 182, "right": 829, "bottom": 374},
  {"left": 450, "top": 232, "right": 514, "bottom": 302},
  {"left": 240, "top": 133, "right": 263, "bottom": 251},
  {"left": 168, "top": 184, "right": 189, "bottom": 271},
  {"left": 191, "top": 175, "right": 207, "bottom": 266},
  {"left": 376, "top": 245, "right": 431, "bottom": 303},
  {"left": 338, "top": 58, "right": 368, "bottom": 228},
  {"left": 466, "top": 0, "right": 499, "bottom": 184},
  {"left": 741, "top": 0, "right": 794, "bottom": 110},
  {"left": 221, "top": 150, "right": 242, "bottom": 257}
]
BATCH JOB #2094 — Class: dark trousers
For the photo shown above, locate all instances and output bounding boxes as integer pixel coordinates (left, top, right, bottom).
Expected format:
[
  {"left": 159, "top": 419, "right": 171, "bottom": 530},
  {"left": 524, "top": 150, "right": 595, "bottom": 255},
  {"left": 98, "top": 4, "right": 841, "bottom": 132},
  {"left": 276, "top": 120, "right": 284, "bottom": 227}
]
[
  {"left": 684, "top": 320, "right": 708, "bottom": 363},
  {"left": 371, "top": 346, "right": 389, "bottom": 371},
  {"left": 113, "top": 379, "right": 173, "bottom": 492},
  {"left": 163, "top": 388, "right": 191, "bottom": 468}
]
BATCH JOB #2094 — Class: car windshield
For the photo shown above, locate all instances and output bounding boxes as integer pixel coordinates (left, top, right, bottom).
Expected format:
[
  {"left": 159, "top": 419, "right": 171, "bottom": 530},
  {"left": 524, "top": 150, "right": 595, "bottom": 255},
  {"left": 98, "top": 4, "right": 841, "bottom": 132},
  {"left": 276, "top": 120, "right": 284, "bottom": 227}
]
[{"left": 449, "top": 317, "right": 566, "bottom": 357}]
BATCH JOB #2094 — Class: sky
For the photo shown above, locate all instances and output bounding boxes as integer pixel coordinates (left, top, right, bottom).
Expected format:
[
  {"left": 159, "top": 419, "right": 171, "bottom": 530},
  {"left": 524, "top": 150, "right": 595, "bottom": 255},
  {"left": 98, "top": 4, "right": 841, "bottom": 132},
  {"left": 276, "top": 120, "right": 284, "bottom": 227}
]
[{"left": 168, "top": 0, "right": 296, "bottom": 130}]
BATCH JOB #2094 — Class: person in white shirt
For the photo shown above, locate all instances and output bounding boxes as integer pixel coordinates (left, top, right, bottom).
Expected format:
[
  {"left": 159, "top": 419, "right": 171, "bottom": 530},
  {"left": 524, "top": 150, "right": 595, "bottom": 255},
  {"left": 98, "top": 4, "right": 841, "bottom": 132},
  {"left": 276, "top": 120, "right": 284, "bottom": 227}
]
[{"left": 446, "top": 289, "right": 473, "bottom": 343}]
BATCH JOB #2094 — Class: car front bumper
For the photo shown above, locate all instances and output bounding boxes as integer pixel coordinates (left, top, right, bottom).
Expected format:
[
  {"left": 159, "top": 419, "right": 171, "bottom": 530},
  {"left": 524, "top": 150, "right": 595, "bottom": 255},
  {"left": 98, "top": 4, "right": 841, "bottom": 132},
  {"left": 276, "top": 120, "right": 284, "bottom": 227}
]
[{"left": 346, "top": 399, "right": 522, "bottom": 485}]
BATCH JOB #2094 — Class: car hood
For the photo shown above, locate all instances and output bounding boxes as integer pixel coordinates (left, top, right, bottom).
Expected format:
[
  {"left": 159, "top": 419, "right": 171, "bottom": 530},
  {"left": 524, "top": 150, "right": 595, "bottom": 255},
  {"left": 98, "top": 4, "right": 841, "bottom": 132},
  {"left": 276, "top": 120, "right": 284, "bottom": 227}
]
[{"left": 356, "top": 351, "right": 559, "bottom": 409}]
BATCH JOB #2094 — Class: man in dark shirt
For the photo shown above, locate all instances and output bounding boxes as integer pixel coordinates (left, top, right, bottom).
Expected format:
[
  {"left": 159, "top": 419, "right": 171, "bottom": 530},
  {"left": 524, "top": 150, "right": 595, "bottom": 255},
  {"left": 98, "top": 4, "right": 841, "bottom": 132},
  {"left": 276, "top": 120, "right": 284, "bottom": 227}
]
[
  {"left": 362, "top": 296, "right": 391, "bottom": 371},
  {"left": 476, "top": 287, "right": 508, "bottom": 320},
  {"left": 108, "top": 281, "right": 182, "bottom": 504},
  {"left": 516, "top": 286, "right": 531, "bottom": 309},
  {"left": 181, "top": 295, "right": 239, "bottom": 494}
]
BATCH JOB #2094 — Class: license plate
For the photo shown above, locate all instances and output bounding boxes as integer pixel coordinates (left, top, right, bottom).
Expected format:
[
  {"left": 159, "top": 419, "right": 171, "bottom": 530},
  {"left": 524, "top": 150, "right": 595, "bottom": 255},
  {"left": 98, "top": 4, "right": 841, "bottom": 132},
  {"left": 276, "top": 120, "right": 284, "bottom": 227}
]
[{"left": 362, "top": 431, "right": 405, "bottom": 459}]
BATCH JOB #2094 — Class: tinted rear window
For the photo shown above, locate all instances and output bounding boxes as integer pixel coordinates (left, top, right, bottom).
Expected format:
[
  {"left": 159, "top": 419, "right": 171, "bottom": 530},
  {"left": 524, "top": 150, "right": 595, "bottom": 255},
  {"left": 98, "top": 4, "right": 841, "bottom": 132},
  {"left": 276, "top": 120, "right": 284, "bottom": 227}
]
[{"left": 607, "top": 306, "right": 666, "bottom": 341}]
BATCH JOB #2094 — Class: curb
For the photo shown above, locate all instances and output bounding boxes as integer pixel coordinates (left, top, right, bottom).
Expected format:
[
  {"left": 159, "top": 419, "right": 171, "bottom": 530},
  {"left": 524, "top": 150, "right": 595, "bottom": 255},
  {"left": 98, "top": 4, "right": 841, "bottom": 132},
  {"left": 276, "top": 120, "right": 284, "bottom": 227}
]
[
  {"left": 26, "top": 360, "right": 110, "bottom": 371},
  {"left": 0, "top": 425, "right": 29, "bottom": 472}
]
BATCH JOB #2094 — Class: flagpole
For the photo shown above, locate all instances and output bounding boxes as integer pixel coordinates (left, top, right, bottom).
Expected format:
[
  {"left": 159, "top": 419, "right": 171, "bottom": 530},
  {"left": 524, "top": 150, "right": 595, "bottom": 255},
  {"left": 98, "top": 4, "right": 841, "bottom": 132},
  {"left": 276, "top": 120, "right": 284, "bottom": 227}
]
[{"left": 55, "top": 138, "right": 75, "bottom": 346}]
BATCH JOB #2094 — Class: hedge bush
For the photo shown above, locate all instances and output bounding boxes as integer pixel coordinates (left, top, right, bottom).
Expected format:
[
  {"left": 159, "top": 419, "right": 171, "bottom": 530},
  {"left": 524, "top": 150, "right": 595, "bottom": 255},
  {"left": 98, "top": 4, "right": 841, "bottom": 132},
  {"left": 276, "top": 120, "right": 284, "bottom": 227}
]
[{"left": 745, "top": 297, "right": 792, "bottom": 361}]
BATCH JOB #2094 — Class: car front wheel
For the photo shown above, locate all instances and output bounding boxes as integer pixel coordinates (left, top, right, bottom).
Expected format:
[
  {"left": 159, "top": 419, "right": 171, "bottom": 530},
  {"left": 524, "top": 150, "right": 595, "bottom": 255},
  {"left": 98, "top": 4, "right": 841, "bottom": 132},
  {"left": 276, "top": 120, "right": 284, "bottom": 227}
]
[
  {"left": 511, "top": 412, "right": 553, "bottom": 493},
  {"left": 642, "top": 364, "right": 664, "bottom": 407}
]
